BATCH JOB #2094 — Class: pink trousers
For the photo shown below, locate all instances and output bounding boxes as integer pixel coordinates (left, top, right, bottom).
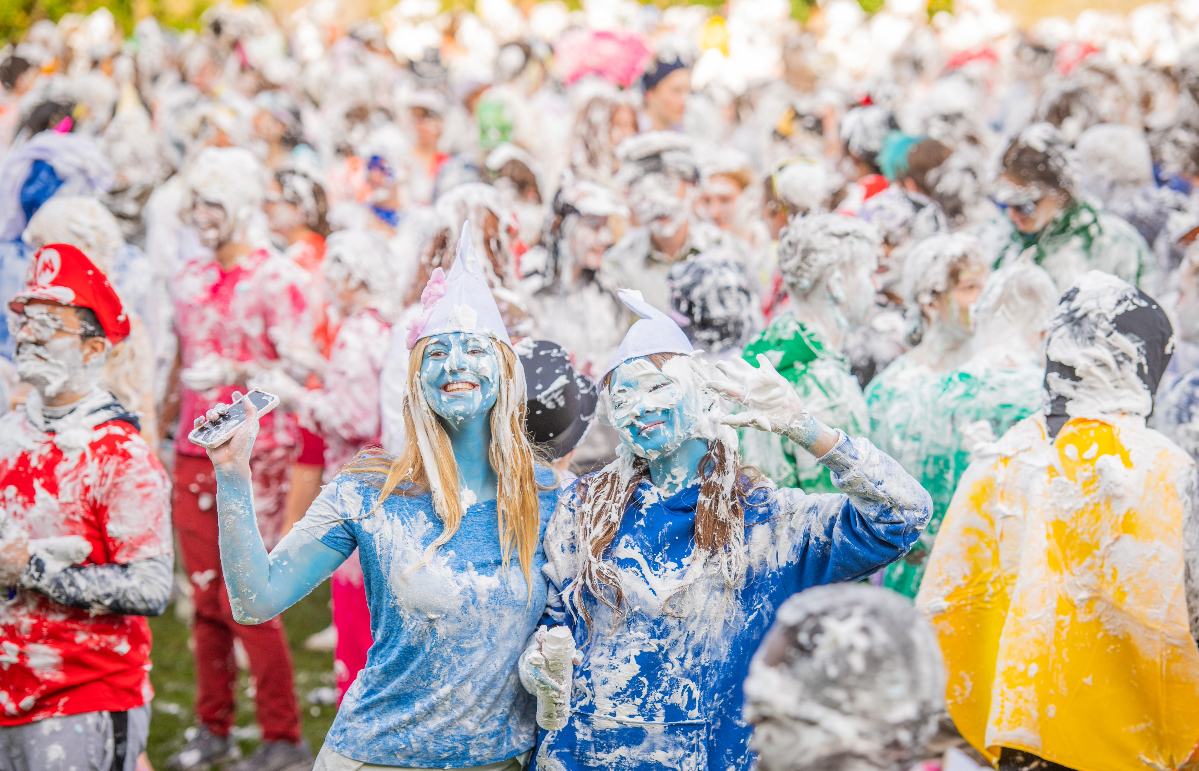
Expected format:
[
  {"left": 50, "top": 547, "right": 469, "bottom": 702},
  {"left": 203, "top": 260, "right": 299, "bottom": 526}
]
[{"left": 331, "top": 550, "right": 373, "bottom": 701}]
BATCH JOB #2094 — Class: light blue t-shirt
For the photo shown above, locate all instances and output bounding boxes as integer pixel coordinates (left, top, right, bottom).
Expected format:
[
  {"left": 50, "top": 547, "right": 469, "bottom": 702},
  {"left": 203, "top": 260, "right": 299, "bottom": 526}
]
[{"left": 299, "top": 467, "right": 561, "bottom": 767}]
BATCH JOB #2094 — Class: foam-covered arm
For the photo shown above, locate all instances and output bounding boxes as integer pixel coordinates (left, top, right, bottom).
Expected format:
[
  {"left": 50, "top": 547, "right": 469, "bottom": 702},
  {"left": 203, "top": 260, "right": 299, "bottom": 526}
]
[
  {"left": 21, "top": 554, "right": 173, "bottom": 616},
  {"left": 215, "top": 467, "right": 346, "bottom": 624},
  {"left": 771, "top": 433, "right": 933, "bottom": 587},
  {"left": 781, "top": 412, "right": 841, "bottom": 458}
]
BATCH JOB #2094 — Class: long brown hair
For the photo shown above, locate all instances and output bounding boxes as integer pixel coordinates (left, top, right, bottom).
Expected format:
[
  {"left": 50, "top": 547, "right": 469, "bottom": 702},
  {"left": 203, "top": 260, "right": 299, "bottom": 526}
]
[
  {"left": 340, "top": 337, "right": 544, "bottom": 595},
  {"left": 568, "top": 353, "right": 761, "bottom": 635}
]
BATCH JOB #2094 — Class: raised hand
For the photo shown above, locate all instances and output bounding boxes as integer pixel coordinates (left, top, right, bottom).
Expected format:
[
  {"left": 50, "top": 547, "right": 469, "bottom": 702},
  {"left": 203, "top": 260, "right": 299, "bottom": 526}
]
[
  {"left": 707, "top": 354, "right": 805, "bottom": 434},
  {"left": 194, "top": 391, "right": 260, "bottom": 476}
]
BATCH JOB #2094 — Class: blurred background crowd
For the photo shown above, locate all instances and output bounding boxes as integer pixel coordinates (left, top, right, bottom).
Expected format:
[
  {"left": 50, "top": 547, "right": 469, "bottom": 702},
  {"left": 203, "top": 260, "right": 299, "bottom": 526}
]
[{"left": 5, "top": 0, "right": 1199, "bottom": 767}]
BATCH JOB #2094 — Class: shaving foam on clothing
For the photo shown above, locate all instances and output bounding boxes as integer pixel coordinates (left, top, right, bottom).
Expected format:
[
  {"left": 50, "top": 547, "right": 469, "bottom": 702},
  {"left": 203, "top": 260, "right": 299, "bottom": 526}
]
[
  {"left": 293, "top": 468, "right": 561, "bottom": 767},
  {"left": 537, "top": 433, "right": 933, "bottom": 771}
]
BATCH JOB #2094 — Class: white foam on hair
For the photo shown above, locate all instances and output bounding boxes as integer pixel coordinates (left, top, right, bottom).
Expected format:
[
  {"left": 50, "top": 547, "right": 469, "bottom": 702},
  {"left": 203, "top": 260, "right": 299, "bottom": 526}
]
[
  {"left": 1045, "top": 271, "right": 1160, "bottom": 422},
  {"left": 778, "top": 213, "right": 881, "bottom": 295},
  {"left": 971, "top": 260, "right": 1059, "bottom": 368},
  {"left": 1076, "top": 124, "right": 1154, "bottom": 202},
  {"left": 23, "top": 196, "right": 123, "bottom": 274},
  {"left": 184, "top": 147, "right": 266, "bottom": 231}
]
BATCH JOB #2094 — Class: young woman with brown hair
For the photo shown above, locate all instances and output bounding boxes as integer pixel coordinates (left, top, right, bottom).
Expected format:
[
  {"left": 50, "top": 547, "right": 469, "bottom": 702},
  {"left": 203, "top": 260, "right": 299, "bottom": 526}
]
[{"left": 521, "top": 291, "right": 933, "bottom": 771}]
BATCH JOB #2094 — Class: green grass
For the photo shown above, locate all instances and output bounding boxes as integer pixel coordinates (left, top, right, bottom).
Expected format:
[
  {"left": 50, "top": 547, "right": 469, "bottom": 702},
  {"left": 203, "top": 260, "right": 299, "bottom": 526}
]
[{"left": 146, "top": 581, "right": 337, "bottom": 769}]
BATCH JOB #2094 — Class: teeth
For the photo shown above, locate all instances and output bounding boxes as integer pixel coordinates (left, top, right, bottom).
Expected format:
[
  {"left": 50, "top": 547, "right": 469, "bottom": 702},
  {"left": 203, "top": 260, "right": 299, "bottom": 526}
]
[{"left": 444, "top": 382, "right": 477, "bottom": 392}]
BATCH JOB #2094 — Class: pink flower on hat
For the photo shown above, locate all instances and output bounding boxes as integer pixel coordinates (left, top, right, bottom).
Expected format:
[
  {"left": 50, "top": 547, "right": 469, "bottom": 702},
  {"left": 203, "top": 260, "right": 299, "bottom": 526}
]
[{"left": 405, "top": 267, "right": 448, "bottom": 349}]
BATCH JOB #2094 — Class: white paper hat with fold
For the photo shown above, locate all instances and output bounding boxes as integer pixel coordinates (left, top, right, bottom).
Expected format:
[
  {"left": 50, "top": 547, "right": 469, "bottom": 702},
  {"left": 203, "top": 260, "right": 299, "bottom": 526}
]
[
  {"left": 406, "top": 221, "right": 512, "bottom": 349},
  {"left": 601, "top": 289, "right": 695, "bottom": 381}
]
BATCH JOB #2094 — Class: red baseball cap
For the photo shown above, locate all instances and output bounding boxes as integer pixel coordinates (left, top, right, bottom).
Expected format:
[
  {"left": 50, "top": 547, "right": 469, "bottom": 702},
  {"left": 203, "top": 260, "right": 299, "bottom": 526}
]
[{"left": 8, "top": 244, "right": 130, "bottom": 344}]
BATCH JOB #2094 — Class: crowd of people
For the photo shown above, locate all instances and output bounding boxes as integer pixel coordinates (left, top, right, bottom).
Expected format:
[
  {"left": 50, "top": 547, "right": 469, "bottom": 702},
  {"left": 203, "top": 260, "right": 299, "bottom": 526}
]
[{"left": 1, "top": 0, "right": 1199, "bottom": 769}]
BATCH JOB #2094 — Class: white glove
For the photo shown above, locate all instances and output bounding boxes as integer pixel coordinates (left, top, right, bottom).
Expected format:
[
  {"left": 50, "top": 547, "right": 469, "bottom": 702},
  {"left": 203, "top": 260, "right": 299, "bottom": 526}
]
[
  {"left": 247, "top": 369, "right": 306, "bottom": 410},
  {"left": 519, "top": 626, "right": 565, "bottom": 697},
  {"left": 181, "top": 354, "right": 240, "bottom": 392},
  {"left": 707, "top": 355, "right": 806, "bottom": 434}
]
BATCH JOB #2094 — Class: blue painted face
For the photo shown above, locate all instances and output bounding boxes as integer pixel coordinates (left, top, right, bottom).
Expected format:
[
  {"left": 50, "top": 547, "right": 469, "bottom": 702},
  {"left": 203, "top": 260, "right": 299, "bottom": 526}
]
[
  {"left": 420, "top": 332, "right": 500, "bottom": 427},
  {"left": 606, "top": 358, "right": 692, "bottom": 458}
]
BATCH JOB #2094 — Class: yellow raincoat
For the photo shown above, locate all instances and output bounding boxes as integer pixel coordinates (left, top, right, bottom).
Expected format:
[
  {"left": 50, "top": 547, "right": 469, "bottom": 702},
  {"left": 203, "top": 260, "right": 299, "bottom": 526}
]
[{"left": 916, "top": 414, "right": 1199, "bottom": 771}]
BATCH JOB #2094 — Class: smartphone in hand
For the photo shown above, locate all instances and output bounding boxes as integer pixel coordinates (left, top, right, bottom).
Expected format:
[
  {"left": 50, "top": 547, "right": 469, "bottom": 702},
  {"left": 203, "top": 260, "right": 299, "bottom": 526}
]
[{"left": 188, "top": 389, "right": 280, "bottom": 450}]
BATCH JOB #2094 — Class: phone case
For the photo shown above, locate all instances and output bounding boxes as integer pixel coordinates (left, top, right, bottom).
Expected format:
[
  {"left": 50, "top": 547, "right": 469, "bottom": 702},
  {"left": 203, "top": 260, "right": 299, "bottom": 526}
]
[{"left": 187, "top": 390, "right": 280, "bottom": 450}]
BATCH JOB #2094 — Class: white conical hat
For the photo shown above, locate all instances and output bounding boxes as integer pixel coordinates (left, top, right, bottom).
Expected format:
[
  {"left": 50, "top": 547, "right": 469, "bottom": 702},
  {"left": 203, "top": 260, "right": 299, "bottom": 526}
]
[
  {"left": 601, "top": 289, "right": 694, "bottom": 381},
  {"left": 406, "top": 221, "right": 511, "bottom": 349}
]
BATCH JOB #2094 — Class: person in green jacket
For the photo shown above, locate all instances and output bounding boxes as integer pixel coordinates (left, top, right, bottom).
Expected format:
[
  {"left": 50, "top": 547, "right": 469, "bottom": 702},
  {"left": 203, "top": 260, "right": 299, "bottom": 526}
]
[
  {"left": 982, "top": 122, "right": 1150, "bottom": 290},
  {"left": 740, "top": 213, "right": 881, "bottom": 492},
  {"left": 866, "top": 233, "right": 988, "bottom": 594},
  {"left": 874, "top": 252, "right": 1059, "bottom": 598}
]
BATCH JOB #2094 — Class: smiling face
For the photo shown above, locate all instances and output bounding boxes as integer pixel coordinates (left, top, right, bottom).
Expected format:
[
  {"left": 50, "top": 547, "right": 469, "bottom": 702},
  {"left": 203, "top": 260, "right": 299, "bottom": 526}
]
[
  {"left": 419, "top": 332, "right": 500, "bottom": 428},
  {"left": 605, "top": 357, "right": 693, "bottom": 458}
]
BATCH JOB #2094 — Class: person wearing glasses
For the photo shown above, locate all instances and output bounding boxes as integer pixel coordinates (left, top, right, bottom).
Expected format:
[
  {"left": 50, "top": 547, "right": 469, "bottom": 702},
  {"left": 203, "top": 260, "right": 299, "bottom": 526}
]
[
  {"left": 0, "top": 243, "right": 172, "bottom": 771},
  {"left": 986, "top": 122, "right": 1149, "bottom": 290}
]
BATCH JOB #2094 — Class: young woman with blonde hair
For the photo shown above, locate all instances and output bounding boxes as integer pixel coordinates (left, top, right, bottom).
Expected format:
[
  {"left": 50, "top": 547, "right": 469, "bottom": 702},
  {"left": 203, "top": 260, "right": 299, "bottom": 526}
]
[{"left": 199, "top": 225, "right": 559, "bottom": 771}]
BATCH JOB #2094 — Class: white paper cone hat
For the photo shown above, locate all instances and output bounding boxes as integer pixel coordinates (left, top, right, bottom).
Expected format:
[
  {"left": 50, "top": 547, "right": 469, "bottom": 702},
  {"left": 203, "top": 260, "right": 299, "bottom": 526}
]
[
  {"left": 601, "top": 289, "right": 694, "bottom": 381},
  {"left": 406, "top": 221, "right": 512, "bottom": 349}
]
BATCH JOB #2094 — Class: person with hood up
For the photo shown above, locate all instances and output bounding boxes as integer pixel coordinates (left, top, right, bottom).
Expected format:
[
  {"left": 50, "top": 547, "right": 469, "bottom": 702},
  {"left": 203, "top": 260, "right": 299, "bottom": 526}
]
[
  {"left": 984, "top": 122, "right": 1149, "bottom": 290},
  {"left": 198, "top": 224, "right": 561, "bottom": 771},
  {"left": 0, "top": 244, "right": 172, "bottom": 771},
  {"left": 738, "top": 214, "right": 880, "bottom": 494},
  {"left": 743, "top": 584, "right": 946, "bottom": 771},
  {"left": 605, "top": 132, "right": 751, "bottom": 311},
  {"left": 522, "top": 290, "right": 932, "bottom": 771},
  {"left": 916, "top": 271, "right": 1199, "bottom": 771}
]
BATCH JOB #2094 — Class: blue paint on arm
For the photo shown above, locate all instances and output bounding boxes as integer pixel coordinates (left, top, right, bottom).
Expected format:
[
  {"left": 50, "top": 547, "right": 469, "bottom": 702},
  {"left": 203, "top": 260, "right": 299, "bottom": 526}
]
[{"left": 215, "top": 467, "right": 347, "bottom": 624}]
